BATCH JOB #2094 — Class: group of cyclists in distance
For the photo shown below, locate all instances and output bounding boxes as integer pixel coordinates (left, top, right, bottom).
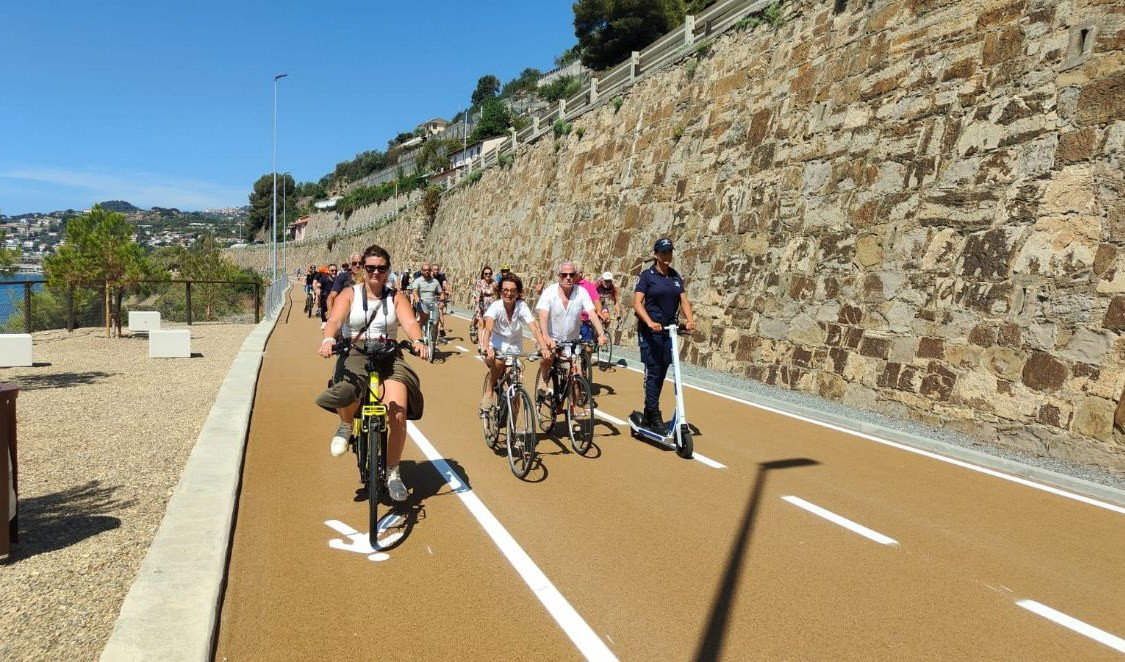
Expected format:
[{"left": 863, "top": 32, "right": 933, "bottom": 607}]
[{"left": 307, "top": 236, "right": 695, "bottom": 502}]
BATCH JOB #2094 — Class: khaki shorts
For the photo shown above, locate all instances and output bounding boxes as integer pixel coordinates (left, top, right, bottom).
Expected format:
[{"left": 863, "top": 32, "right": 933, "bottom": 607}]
[{"left": 315, "top": 345, "right": 424, "bottom": 420}]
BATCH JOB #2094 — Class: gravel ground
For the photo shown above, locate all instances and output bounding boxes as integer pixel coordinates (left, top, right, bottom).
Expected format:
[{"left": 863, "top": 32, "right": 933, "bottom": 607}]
[{"left": 0, "top": 323, "right": 255, "bottom": 661}]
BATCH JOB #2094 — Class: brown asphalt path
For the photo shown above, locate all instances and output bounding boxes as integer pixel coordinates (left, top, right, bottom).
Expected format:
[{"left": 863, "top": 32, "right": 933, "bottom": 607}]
[{"left": 216, "top": 290, "right": 1125, "bottom": 661}]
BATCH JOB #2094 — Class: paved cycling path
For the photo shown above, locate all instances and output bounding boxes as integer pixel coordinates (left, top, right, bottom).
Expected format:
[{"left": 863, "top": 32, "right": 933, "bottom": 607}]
[{"left": 215, "top": 290, "right": 1125, "bottom": 660}]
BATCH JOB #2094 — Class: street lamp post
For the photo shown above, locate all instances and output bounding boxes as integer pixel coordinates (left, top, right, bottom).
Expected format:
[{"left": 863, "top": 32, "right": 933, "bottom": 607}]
[
  {"left": 282, "top": 172, "right": 289, "bottom": 277},
  {"left": 271, "top": 72, "right": 288, "bottom": 284}
]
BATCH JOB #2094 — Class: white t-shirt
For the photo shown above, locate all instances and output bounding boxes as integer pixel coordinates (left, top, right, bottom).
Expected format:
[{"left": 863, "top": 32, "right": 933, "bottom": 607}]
[
  {"left": 484, "top": 299, "right": 534, "bottom": 353},
  {"left": 535, "top": 283, "right": 595, "bottom": 342}
]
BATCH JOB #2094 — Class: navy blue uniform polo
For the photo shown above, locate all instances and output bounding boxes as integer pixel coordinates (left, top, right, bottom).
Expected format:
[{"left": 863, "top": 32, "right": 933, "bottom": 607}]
[{"left": 634, "top": 264, "right": 684, "bottom": 325}]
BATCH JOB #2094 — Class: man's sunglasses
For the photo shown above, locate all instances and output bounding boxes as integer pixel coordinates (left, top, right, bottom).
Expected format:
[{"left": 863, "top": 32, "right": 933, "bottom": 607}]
[
  {"left": 558, "top": 272, "right": 576, "bottom": 278},
  {"left": 363, "top": 264, "right": 389, "bottom": 274}
]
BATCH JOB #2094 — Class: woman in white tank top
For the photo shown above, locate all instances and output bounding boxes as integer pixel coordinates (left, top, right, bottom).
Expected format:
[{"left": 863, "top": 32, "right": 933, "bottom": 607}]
[{"left": 316, "top": 244, "right": 429, "bottom": 502}]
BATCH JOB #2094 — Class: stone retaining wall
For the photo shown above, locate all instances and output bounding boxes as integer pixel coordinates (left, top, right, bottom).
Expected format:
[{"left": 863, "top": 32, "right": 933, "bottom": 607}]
[{"left": 231, "top": 0, "right": 1125, "bottom": 472}]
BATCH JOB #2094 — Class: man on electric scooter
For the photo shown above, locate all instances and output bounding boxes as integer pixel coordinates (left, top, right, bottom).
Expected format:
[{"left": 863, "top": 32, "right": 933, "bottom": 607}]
[{"left": 631, "top": 238, "right": 696, "bottom": 431}]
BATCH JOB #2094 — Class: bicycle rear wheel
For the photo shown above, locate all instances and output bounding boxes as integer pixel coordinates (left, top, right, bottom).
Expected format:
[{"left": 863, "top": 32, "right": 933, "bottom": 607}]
[
  {"left": 506, "top": 386, "right": 537, "bottom": 478},
  {"left": 480, "top": 374, "right": 500, "bottom": 450},
  {"left": 533, "top": 369, "right": 556, "bottom": 433},
  {"left": 566, "top": 375, "right": 595, "bottom": 455}
]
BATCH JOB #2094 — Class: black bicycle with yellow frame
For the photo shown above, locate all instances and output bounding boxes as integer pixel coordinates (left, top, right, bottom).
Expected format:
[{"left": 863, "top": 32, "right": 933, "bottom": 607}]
[{"left": 332, "top": 336, "right": 413, "bottom": 546}]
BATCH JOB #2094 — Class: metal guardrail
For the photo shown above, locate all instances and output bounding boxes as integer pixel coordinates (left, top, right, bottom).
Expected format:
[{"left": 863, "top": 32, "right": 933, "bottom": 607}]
[{"left": 264, "top": 278, "right": 287, "bottom": 319}]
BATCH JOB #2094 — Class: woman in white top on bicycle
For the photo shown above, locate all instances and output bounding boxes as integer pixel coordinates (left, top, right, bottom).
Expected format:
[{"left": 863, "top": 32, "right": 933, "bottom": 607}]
[
  {"left": 316, "top": 244, "right": 429, "bottom": 502},
  {"left": 478, "top": 273, "right": 549, "bottom": 412}
]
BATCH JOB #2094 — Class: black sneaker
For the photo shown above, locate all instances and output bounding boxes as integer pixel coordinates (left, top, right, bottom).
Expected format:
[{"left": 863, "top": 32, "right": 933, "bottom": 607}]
[{"left": 644, "top": 409, "right": 665, "bottom": 432}]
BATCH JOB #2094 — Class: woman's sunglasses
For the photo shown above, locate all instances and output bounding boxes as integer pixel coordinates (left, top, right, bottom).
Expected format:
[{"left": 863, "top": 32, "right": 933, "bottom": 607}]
[{"left": 364, "top": 264, "right": 389, "bottom": 274}]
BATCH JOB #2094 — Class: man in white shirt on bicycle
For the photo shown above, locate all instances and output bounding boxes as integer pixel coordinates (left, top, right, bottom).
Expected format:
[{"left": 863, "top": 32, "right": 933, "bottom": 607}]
[{"left": 535, "top": 260, "right": 607, "bottom": 395}]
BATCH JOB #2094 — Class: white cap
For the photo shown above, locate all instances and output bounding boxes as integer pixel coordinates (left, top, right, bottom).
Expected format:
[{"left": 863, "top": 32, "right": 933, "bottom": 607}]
[{"left": 601, "top": 272, "right": 613, "bottom": 281}]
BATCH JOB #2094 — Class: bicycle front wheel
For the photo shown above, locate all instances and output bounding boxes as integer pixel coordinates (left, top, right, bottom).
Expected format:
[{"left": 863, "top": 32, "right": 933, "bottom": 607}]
[
  {"left": 566, "top": 375, "right": 595, "bottom": 455},
  {"left": 367, "top": 427, "right": 384, "bottom": 546},
  {"left": 507, "top": 386, "right": 537, "bottom": 479},
  {"left": 427, "top": 319, "right": 437, "bottom": 363}
]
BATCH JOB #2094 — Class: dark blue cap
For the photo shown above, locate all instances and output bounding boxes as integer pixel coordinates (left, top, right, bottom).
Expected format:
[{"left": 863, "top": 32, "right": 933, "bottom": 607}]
[{"left": 654, "top": 238, "right": 674, "bottom": 253}]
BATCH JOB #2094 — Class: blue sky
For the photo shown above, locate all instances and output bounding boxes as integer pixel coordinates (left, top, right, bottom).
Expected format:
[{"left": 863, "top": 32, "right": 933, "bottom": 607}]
[{"left": 0, "top": 1, "right": 577, "bottom": 215}]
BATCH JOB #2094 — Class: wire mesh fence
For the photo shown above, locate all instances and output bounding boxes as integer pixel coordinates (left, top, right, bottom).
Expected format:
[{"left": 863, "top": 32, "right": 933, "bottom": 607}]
[{"left": 0, "top": 279, "right": 264, "bottom": 333}]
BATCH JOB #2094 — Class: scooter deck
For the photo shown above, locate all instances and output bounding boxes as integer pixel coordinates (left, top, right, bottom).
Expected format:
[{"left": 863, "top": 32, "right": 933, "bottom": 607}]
[{"left": 628, "top": 412, "right": 677, "bottom": 449}]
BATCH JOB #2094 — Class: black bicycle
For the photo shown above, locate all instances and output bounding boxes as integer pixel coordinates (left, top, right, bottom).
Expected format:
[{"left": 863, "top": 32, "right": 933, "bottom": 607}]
[
  {"left": 481, "top": 350, "right": 540, "bottom": 478},
  {"left": 534, "top": 340, "right": 596, "bottom": 455},
  {"left": 332, "top": 337, "right": 413, "bottom": 546},
  {"left": 304, "top": 288, "right": 315, "bottom": 317}
]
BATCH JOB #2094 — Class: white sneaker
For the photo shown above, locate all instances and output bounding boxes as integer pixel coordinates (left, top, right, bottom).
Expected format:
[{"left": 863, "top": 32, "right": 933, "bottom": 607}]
[
  {"left": 330, "top": 422, "right": 350, "bottom": 456},
  {"left": 387, "top": 465, "right": 408, "bottom": 502}
]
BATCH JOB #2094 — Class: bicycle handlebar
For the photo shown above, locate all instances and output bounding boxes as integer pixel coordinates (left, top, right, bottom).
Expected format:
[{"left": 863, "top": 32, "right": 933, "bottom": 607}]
[{"left": 330, "top": 337, "right": 415, "bottom": 356}]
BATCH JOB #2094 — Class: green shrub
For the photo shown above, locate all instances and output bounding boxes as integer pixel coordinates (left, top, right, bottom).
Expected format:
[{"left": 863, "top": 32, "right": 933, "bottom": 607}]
[
  {"left": 612, "top": 96, "right": 624, "bottom": 113},
  {"left": 692, "top": 38, "right": 712, "bottom": 57},
  {"left": 685, "top": 58, "right": 699, "bottom": 80},
  {"left": 575, "top": 126, "right": 586, "bottom": 139},
  {"left": 553, "top": 119, "right": 572, "bottom": 138},
  {"left": 672, "top": 126, "right": 685, "bottom": 142}
]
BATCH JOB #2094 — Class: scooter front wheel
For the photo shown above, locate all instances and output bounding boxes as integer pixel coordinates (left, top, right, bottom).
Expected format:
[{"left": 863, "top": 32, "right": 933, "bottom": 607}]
[{"left": 676, "top": 427, "right": 693, "bottom": 459}]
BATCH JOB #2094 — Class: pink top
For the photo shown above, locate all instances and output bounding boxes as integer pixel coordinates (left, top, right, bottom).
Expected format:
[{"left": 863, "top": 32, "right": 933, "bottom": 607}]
[{"left": 577, "top": 279, "right": 599, "bottom": 321}]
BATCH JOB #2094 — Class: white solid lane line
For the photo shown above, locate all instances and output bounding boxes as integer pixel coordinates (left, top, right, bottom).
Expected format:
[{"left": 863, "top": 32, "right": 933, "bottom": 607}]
[
  {"left": 781, "top": 495, "right": 899, "bottom": 546},
  {"left": 1017, "top": 600, "right": 1125, "bottom": 654},
  {"left": 406, "top": 422, "right": 618, "bottom": 661},
  {"left": 594, "top": 407, "right": 724, "bottom": 470},
  {"left": 616, "top": 362, "right": 1125, "bottom": 516}
]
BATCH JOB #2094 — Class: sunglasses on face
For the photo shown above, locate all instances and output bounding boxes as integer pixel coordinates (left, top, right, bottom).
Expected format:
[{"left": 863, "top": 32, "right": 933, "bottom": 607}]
[
  {"left": 483, "top": 272, "right": 492, "bottom": 276},
  {"left": 501, "top": 287, "right": 518, "bottom": 294},
  {"left": 558, "top": 272, "right": 576, "bottom": 278},
  {"left": 351, "top": 261, "right": 360, "bottom": 266},
  {"left": 364, "top": 264, "right": 389, "bottom": 274}
]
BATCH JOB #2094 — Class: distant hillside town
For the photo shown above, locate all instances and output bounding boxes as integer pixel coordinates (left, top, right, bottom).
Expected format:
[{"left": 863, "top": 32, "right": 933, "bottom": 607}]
[{"left": 1, "top": 202, "right": 250, "bottom": 271}]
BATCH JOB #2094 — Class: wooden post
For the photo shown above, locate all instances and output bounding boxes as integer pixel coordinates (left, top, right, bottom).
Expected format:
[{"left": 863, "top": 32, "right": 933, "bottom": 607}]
[
  {"left": 590, "top": 76, "right": 599, "bottom": 104},
  {"left": 559, "top": 98, "right": 567, "bottom": 119},
  {"left": 1, "top": 383, "right": 20, "bottom": 556},
  {"left": 254, "top": 283, "right": 261, "bottom": 324},
  {"left": 631, "top": 51, "right": 641, "bottom": 80},
  {"left": 22, "top": 282, "right": 31, "bottom": 334},
  {"left": 186, "top": 281, "right": 193, "bottom": 326},
  {"left": 66, "top": 285, "right": 75, "bottom": 332},
  {"left": 685, "top": 14, "right": 696, "bottom": 45},
  {"left": 533, "top": 116, "right": 540, "bottom": 135}
]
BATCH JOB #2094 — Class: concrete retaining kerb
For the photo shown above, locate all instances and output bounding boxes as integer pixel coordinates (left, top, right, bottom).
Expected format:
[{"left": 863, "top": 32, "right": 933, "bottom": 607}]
[{"left": 100, "top": 288, "right": 289, "bottom": 662}]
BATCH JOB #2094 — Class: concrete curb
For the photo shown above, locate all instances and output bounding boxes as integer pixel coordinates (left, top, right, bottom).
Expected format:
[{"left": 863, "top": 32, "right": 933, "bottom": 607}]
[{"left": 100, "top": 296, "right": 287, "bottom": 661}]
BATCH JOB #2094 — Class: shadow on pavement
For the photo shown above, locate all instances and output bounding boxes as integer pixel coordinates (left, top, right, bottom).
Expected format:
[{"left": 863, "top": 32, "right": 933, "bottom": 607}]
[
  {"left": 2, "top": 480, "right": 131, "bottom": 564},
  {"left": 693, "top": 458, "right": 820, "bottom": 662}
]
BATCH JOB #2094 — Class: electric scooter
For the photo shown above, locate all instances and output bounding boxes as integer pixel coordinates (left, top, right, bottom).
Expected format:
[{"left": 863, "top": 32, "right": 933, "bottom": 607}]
[{"left": 628, "top": 324, "right": 693, "bottom": 459}]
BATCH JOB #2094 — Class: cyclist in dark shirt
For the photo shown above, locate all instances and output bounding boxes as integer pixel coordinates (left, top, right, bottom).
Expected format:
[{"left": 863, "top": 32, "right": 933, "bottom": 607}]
[{"left": 633, "top": 238, "right": 696, "bottom": 430}]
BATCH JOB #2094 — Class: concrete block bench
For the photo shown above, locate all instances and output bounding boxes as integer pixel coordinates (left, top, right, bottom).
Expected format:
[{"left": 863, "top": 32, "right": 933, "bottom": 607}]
[
  {"left": 128, "top": 311, "right": 161, "bottom": 334},
  {"left": 0, "top": 335, "right": 32, "bottom": 368},
  {"left": 149, "top": 330, "right": 191, "bottom": 358}
]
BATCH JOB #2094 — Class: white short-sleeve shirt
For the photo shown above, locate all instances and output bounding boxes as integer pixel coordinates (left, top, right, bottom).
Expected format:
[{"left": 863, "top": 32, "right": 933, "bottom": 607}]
[
  {"left": 484, "top": 299, "right": 534, "bottom": 353},
  {"left": 535, "top": 282, "right": 595, "bottom": 342}
]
